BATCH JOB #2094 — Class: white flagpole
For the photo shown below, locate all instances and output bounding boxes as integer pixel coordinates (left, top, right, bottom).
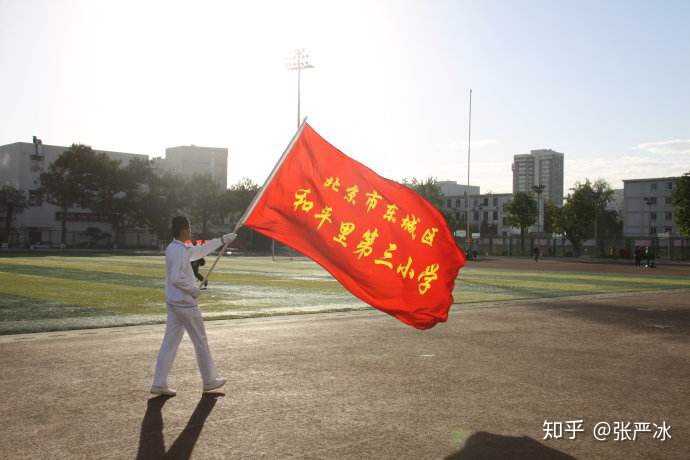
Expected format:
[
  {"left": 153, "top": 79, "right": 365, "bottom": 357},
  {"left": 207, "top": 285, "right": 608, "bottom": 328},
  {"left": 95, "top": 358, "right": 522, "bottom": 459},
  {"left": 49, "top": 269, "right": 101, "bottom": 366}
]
[{"left": 200, "top": 117, "right": 309, "bottom": 287}]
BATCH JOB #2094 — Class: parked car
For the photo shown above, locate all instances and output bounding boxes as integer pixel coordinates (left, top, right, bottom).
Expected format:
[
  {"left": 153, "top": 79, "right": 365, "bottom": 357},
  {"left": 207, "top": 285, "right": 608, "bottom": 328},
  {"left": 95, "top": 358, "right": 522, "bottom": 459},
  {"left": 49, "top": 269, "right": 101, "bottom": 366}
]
[{"left": 29, "top": 242, "right": 64, "bottom": 250}]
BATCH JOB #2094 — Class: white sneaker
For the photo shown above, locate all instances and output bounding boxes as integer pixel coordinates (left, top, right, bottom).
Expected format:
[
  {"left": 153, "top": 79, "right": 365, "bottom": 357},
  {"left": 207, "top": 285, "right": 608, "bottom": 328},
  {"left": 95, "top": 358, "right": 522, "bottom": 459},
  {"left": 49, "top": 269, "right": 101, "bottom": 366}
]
[
  {"left": 203, "top": 378, "right": 226, "bottom": 393},
  {"left": 150, "top": 385, "right": 177, "bottom": 396}
]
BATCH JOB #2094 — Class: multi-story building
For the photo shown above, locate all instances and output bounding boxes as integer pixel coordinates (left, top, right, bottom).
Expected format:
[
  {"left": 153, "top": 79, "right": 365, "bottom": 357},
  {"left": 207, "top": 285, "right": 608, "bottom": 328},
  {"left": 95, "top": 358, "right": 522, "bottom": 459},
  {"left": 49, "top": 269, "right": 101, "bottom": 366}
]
[
  {"left": 607, "top": 189, "right": 624, "bottom": 216},
  {"left": 512, "top": 149, "right": 564, "bottom": 205},
  {"left": 0, "top": 137, "right": 151, "bottom": 246},
  {"left": 437, "top": 180, "right": 480, "bottom": 197},
  {"left": 623, "top": 177, "right": 679, "bottom": 237},
  {"left": 153, "top": 145, "right": 228, "bottom": 190},
  {"left": 440, "top": 192, "right": 519, "bottom": 237}
]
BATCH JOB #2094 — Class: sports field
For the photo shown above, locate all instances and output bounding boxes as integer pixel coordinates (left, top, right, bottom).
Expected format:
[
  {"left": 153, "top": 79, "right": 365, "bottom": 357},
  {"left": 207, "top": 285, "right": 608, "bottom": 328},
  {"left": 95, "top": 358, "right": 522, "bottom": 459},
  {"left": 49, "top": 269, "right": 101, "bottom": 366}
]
[{"left": 1, "top": 254, "right": 690, "bottom": 335}]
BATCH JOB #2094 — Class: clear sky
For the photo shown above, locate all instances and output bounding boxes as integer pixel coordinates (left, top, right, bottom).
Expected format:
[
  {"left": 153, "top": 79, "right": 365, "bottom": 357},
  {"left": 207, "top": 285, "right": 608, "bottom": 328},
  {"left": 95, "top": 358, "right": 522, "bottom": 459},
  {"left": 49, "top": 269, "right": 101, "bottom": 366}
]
[{"left": 1, "top": 0, "right": 689, "bottom": 193}]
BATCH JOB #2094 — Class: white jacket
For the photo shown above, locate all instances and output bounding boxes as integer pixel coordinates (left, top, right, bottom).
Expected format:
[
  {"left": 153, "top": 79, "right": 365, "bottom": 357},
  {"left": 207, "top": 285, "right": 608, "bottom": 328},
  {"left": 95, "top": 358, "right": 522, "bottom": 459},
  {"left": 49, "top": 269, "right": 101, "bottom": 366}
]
[{"left": 165, "top": 238, "right": 224, "bottom": 307}]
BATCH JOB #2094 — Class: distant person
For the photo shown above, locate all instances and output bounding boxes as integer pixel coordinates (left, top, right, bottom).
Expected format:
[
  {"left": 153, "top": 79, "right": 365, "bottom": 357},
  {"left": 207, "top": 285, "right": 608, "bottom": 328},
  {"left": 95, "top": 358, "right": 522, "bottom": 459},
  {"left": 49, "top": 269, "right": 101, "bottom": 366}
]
[
  {"left": 533, "top": 246, "right": 540, "bottom": 262},
  {"left": 634, "top": 246, "right": 641, "bottom": 267},
  {"left": 190, "top": 240, "right": 208, "bottom": 289},
  {"left": 645, "top": 246, "right": 655, "bottom": 268},
  {"left": 471, "top": 249, "right": 478, "bottom": 261},
  {"left": 150, "top": 216, "right": 236, "bottom": 396}
]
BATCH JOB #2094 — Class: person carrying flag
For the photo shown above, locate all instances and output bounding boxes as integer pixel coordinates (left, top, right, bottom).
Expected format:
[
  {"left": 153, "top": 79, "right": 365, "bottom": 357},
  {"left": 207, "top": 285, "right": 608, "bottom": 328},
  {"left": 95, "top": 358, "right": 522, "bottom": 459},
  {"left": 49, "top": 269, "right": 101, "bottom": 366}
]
[{"left": 150, "top": 216, "right": 236, "bottom": 396}]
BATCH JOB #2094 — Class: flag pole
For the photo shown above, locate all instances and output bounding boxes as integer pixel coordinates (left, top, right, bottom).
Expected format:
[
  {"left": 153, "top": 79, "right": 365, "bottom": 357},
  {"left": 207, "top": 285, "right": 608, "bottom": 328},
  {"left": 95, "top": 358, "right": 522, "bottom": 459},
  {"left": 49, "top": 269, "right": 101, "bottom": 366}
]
[{"left": 200, "top": 118, "right": 309, "bottom": 287}]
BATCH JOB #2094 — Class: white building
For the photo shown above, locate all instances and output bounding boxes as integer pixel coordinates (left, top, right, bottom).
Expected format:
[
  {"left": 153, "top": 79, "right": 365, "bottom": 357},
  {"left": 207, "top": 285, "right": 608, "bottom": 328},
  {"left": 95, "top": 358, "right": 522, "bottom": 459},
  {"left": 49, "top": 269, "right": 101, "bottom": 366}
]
[
  {"left": 441, "top": 192, "right": 519, "bottom": 237},
  {"left": 437, "top": 180, "right": 480, "bottom": 197},
  {"left": 0, "top": 138, "right": 153, "bottom": 247},
  {"left": 623, "top": 177, "right": 679, "bottom": 237},
  {"left": 153, "top": 145, "right": 228, "bottom": 190},
  {"left": 512, "top": 149, "right": 564, "bottom": 206}
]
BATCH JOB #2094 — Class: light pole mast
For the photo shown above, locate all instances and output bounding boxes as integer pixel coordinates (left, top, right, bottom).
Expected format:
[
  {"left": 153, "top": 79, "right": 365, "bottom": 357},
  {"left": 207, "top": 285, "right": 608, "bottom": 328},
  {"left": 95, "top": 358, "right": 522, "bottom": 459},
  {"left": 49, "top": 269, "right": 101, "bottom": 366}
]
[
  {"left": 466, "top": 89, "right": 472, "bottom": 252},
  {"left": 287, "top": 48, "right": 314, "bottom": 129},
  {"left": 272, "top": 49, "right": 314, "bottom": 261},
  {"left": 533, "top": 184, "right": 545, "bottom": 233}
]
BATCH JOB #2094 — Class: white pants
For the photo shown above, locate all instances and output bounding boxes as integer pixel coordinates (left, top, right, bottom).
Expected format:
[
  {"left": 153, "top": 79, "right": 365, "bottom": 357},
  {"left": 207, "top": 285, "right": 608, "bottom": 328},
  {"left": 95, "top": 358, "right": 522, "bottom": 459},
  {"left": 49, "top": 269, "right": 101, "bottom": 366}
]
[{"left": 152, "top": 305, "right": 218, "bottom": 387}]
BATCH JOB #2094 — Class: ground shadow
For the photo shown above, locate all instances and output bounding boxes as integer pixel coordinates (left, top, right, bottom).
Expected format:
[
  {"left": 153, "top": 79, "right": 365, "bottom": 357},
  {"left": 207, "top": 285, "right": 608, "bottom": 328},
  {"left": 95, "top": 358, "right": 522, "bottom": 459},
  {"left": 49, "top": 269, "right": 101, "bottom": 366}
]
[
  {"left": 136, "top": 394, "right": 222, "bottom": 459},
  {"left": 446, "top": 432, "right": 575, "bottom": 460},
  {"left": 534, "top": 300, "right": 690, "bottom": 337}
]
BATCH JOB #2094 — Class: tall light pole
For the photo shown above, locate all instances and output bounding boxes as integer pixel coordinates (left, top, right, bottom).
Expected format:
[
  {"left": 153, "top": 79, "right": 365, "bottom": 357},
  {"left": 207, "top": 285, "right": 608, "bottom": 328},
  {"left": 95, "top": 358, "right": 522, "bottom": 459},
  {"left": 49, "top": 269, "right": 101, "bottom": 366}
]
[
  {"left": 532, "top": 184, "right": 545, "bottom": 233},
  {"left": 269, "top": 49, "right": 314, "bottom": 261},
  {"left": 287, "top": 48, "right": 314, "bottom": 129},
  {"left": 466, "top": 89, "right": 472, "bottom": 252}
]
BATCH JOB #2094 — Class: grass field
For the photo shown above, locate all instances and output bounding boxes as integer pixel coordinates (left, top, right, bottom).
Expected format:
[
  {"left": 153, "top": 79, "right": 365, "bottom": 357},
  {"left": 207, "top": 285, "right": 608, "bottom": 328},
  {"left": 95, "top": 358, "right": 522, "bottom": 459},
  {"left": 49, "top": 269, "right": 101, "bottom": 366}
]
[{"left": 1, "top": 254, "right": 690, "bottom": 334}]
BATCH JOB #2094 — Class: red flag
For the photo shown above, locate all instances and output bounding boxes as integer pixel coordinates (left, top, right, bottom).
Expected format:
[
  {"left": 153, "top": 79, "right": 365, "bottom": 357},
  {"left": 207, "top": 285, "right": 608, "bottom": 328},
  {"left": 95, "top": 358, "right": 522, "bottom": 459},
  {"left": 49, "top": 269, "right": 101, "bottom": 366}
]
[{"left": 243, "top": 123, "right": 466, "bottom": 329}]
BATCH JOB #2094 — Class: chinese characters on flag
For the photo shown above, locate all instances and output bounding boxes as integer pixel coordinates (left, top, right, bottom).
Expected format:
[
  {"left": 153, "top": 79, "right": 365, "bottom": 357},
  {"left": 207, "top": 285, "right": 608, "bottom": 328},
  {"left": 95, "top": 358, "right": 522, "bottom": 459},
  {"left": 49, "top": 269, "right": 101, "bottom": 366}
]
[{"left": 243, "top": 123, "right": 466, "bottom": 329}]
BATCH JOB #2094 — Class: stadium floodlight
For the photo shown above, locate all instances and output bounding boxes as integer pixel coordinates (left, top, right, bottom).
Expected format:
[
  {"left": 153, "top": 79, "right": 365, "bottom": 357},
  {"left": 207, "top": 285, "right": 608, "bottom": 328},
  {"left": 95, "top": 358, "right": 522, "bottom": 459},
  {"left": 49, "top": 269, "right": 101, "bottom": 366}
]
[{"left": 286, "top": 48, "right": 314, "bottom": 128}]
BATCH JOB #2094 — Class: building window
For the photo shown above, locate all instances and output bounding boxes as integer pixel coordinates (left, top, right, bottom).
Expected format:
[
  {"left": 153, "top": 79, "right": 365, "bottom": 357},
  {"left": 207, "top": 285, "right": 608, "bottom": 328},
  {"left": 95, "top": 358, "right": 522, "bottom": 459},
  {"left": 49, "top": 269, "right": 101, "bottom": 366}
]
[
  {"left": 455, "top": 198, "right": 461, "bottom": 207},
  {"left": 651, "top": 183, "right": 657, "bottom": 192},
  {"left": 446, "top": 199, "right": 452, "bottom": 208},
  {"left": 483, "top": 211, "right": 488, "bottom": 221},
  {"left": 473, "top": 211, "right": 479, "bottom": 221},
  {"left": 28, "top": 190, "right": 42, "bottom": 207},
  {"left": 650, "top": 212, "right": 657, "bottom": 220},
  {"left": 667, "top": 181, "right": 673, "bottom": 190},
  {"left": 483, "top": 197, "right": 488, "bottom": 206},
  {"left": 493, "top": 211, "right": 498, "bottom": 221},
  {"left": 493, "top": 197, "right": 498, "bottom": 206},
  {"left": 650, "top": 226, "right": 657, "bottom": 235},
  {"left": 665, "top": 212, "right": 672, "bottom": 221}
]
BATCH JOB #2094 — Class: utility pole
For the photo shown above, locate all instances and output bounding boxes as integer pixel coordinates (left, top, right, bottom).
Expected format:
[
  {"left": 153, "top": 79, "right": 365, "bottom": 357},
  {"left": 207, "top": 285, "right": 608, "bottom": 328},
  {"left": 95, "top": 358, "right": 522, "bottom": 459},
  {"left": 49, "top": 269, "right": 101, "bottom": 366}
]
[
  {"left": 275, "top": 48, "right": 314, "bottom": 261},
  {"left": 466, "top": 89, "right": 472, "bottom": 253},
  {"left": 532, "top": 184, "right": 545, "bottom": 233}
]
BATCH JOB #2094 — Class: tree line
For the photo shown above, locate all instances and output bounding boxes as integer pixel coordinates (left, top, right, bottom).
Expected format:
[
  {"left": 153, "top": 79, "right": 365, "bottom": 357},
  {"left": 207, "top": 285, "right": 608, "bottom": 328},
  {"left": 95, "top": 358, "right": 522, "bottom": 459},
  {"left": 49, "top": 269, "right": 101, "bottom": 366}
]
[
  {"left": 1, "top": 144, "right": 262, "bottom": 248},
  {"left": 2, "top": 146, "right": 690, "bottom": 252},
  {"left": 404, "top": 175, "right": 690, "bottom": 256}
]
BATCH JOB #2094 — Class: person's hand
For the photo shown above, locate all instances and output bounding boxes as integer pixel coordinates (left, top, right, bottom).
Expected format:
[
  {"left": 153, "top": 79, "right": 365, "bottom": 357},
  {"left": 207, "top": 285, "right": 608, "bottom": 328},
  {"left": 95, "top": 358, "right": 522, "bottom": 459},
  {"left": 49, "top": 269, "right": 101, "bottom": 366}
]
[
  {"left": 222, "top": 233, "right": 237, "bottom": 244},
  {"left": 191, "top": 286, "right": 201, "bottom": 299}
]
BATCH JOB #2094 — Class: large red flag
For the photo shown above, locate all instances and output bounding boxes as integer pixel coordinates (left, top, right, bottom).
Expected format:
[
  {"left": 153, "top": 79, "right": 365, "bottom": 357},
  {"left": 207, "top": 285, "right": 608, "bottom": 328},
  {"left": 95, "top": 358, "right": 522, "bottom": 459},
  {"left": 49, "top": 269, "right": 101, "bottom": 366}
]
[{"left": 242, "top": 123, "right": 466, "bottom": 329}]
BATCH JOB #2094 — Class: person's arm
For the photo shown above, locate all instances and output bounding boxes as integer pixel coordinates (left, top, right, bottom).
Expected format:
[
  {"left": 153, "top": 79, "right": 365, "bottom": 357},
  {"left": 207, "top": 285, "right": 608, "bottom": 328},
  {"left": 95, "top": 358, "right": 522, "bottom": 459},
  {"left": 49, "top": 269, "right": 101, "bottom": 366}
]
[
  {"left": 189, "top": 238, "right": 223, "bottom": 262},
  {"left": 170, "top": 246, "right": 200, "bottom": 298},
  {"left": 189, "top": 233, "right": 237, "bottom": 261}
]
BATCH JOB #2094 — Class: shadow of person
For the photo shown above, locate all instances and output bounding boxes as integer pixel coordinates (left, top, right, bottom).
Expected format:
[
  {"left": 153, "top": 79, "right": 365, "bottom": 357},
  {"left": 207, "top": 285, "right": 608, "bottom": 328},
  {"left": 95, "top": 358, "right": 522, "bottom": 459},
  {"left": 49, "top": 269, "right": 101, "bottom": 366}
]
[
  {"left": 446, "top": 431, "right": 575, "bottom": 460},
  {"left": 136, "top": 394, "right": 222, "bottom": 460}
]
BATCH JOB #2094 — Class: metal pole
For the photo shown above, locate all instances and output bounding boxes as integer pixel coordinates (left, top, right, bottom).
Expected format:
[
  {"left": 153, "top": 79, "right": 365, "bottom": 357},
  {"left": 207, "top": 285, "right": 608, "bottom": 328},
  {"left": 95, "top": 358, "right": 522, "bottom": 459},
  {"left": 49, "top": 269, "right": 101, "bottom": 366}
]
[{"left": 466, "top": 89, "right": 472, "bottom": 252}]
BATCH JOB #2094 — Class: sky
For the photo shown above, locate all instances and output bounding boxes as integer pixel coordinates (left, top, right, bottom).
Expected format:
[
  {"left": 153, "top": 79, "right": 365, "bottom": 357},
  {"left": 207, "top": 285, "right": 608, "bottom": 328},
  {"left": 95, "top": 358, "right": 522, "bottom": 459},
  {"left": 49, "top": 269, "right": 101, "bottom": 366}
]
[{"left": 1, "top": 0, "right": 689, "bottom": 193}]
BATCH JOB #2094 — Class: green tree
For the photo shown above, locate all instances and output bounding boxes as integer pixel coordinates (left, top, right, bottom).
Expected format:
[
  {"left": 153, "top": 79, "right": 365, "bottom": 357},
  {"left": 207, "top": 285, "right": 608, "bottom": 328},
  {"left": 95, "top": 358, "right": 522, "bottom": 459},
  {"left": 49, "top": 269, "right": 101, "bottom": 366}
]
[
  {"left": 222, "top": 178, "right": 259, "bottom": 224},
  {"left": 89, "top": 156, "right": 151, "bottom": 247},
  {"left": 402, "top": 177, "right": 461, "bottom": 231},
  {"left": 40, "top": 144, "right": 100, "bottom": 245},
  {"left": 505, "top": 191, "right": 537, "bottom": 251},
  {"left": 0, "top": 185, "right": 27, "bottom": 245},
  {"left": 544, "top": 199, "right": 557, "bottom": 234},
  {"left": 222, "top": 178, "right": 267, "bottom": 251},
  {"left": 590, "top": 179, "right": 615, "bottom": 255},
  {"left": 185, "top": 173, "right": 225, "bottom": 237},
  {"left": 553, "top": 180, "right": 614, "bottom": 256},
  {"left": 139, "top": 170, "right": 188, "bottom": 243},
  {"left": 672, "top": 173, "right": 690, "bottom": 236}
]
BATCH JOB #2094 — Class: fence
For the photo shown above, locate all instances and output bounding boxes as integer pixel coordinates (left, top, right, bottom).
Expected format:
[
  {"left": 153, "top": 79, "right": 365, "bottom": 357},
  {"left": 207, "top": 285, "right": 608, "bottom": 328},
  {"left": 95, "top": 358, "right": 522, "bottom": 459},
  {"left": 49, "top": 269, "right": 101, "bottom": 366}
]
[{"left": 460, "top": 236, "right": 690, "bottom": 261}]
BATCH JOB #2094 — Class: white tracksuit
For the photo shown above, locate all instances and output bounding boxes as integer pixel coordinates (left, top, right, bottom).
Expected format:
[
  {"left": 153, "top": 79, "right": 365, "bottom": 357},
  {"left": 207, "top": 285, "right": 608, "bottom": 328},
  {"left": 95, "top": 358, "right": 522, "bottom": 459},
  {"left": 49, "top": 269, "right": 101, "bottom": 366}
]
[{"left": 152, "top": 237, "right": 224, "bottom": 388}]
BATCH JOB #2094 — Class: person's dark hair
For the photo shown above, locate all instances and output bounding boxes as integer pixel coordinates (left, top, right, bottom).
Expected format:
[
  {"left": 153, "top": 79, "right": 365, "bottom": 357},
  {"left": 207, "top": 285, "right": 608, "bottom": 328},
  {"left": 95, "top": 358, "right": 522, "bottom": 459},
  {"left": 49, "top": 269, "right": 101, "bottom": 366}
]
[{"left": 171, "top": 216, "right": 190, "bottom": 239}]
